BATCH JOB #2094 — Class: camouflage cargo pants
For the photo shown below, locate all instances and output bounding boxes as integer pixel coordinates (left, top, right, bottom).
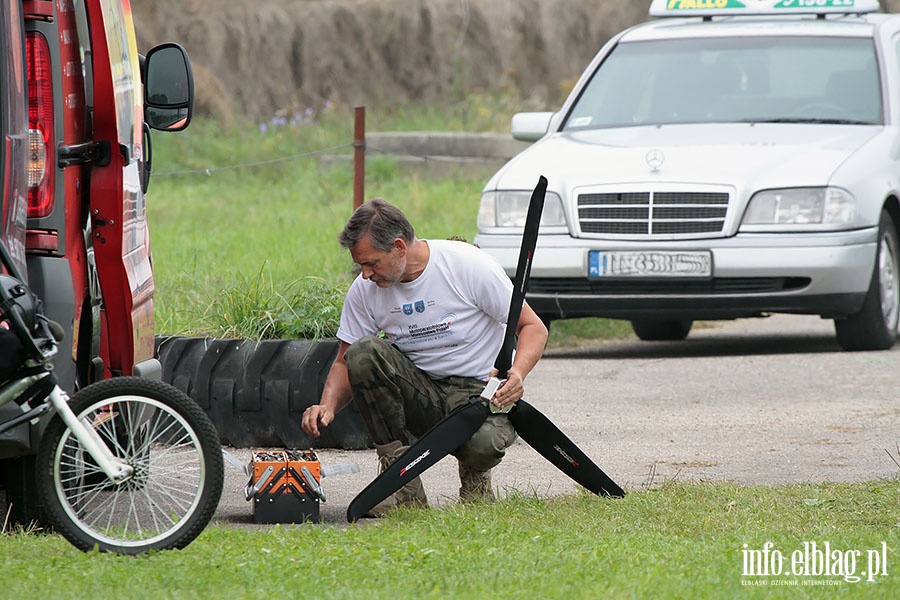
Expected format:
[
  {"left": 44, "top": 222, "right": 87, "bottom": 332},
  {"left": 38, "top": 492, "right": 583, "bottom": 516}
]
[{"left": 344, "top": 335, "right": 517, "bottom": 471}]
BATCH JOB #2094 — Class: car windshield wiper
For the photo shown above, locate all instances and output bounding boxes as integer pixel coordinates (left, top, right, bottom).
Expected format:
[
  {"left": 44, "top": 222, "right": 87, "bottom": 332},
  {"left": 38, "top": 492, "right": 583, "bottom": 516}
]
[{"left": 740, "top": 117, "right": 873, "bottom": 125}]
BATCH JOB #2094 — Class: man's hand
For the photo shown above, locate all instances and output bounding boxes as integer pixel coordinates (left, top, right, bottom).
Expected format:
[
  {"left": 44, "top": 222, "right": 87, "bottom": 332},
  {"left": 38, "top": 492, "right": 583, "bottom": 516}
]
[
  {"left": 302, "top": 404, "right": 334, "bottom": 437},
  {"left": 485, "top": 303, "right": 547, "bottom": 410},
  {"left": 489, "top": 369, "right": 524, "bottom": 409}
]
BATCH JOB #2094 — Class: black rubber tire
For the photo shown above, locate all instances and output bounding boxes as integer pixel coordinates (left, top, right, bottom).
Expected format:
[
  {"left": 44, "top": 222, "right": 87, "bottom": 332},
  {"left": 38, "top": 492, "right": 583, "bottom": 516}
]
[
  {"left": 536, "top": 313, "right": 553, "bottom": 332},
  {"left": 35, "top": 377, "right": 223, "bottom": 554},
  {"left": 0, "top": 456, "right": 45, "bottom": 528},
  {"left": 156, "top": 337, "right": 371, "bottom": 449},
  {"left": 834, "top": 209, "right": 900, "bottom": 351},
  {"left": 630, "top": 319, "right": 693, "bottom": 341}
]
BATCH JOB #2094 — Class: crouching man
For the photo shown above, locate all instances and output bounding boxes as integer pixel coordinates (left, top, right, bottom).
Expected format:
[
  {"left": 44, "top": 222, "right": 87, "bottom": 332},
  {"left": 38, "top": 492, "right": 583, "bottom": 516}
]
[{"left": 301, "top": 198, "right": 547, "bottom": 516}]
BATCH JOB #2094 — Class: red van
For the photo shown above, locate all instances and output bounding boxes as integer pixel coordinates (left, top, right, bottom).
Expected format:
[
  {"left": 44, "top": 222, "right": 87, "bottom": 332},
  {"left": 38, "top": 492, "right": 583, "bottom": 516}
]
[{"left": 1, "top": 0, "right": 193, "bottom": 522}]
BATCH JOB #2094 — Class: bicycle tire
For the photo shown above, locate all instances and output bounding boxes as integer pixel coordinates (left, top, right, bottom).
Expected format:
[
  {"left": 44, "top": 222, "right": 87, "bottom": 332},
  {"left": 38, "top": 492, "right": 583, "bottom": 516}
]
[{"left": 35, "top": 377, "right": 223, "bottom": 554}]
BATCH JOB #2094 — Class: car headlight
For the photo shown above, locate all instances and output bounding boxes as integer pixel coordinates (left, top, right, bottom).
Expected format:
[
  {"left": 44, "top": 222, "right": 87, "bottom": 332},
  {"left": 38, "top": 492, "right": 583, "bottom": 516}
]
[
  {"left": 740, "top": 187, "right": 858, "bottom": 231},
  {"left": 477, "top": 190, "right": 567, "bottom": 229}
]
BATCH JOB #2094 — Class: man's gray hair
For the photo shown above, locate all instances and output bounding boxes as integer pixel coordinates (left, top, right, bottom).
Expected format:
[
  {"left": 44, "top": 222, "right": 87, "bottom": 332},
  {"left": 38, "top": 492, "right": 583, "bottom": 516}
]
[{"left": 339, "top": 198, "right": 415, "bottom": 252}]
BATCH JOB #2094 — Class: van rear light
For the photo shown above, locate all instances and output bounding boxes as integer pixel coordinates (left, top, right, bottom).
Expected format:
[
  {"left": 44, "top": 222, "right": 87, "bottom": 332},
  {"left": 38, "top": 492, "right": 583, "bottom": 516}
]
[
  {"left": 26, "top": 31, "right": 55, "bottom": 219},
  {"left": 28, "top": 130, "right": 46, "bottom": 185}
]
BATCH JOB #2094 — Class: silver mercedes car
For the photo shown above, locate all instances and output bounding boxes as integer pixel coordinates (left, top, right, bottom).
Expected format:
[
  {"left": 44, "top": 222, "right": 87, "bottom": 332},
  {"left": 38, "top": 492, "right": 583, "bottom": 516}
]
[{"left": 475, "top": 0, "right": 900, "bottom": 351}]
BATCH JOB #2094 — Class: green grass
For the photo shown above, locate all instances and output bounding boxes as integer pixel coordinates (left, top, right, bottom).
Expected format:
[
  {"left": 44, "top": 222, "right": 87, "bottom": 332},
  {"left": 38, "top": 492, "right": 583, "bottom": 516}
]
[
  {"left": 148, "top": 115, "right": 492, "bottom": 337},
  {"left": 4, "top": 480, "right": 899, "bottom": 598},
  {"left": 146, "top": 105, "right": 635, "bottom": 346}
]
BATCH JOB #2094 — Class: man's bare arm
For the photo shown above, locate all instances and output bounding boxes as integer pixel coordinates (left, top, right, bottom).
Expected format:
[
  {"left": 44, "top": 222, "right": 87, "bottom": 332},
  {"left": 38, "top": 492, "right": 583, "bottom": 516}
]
[{"left": 302, "top": 341, "right": 354, "bottom": 437}]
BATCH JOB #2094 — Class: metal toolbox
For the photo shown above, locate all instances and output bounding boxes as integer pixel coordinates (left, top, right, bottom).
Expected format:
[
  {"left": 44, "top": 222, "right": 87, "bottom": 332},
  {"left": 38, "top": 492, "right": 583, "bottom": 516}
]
[{"left": 245, "top": 450, "right": 325, "bottom": 524}]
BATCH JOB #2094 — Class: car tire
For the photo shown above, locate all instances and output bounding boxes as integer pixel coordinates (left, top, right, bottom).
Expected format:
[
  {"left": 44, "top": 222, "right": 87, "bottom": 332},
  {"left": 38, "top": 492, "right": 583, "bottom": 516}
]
[
  {"left": 834, "top": 209, "right": 900, "bottom": 351},
  {"left": 631, "top": 319, "right": 693, "bottom": 341}
]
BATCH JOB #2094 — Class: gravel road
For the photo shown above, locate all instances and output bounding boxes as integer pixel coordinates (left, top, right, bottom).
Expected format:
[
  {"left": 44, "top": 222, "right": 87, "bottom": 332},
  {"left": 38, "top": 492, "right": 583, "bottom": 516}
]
[{"left": 216, "top": 313, "right": 900, "bottom": 526}]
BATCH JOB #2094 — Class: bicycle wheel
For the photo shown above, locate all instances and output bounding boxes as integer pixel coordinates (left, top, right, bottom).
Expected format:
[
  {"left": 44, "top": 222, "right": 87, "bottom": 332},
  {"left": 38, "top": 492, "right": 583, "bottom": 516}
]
[{"left": 35, "top": 377, "right": 223, "bottom": 554}]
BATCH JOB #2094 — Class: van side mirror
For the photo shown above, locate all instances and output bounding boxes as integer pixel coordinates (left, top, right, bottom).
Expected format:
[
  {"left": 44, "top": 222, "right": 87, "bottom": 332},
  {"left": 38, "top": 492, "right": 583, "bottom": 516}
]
[{"left": 143, "top": 43, "right": 193, "bottom": 132}]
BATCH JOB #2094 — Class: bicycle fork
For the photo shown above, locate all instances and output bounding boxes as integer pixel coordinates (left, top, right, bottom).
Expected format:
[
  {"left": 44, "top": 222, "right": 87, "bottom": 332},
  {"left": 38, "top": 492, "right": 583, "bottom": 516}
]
[{"left": 48, "top": 386, "right": 135, "bottom": 483}]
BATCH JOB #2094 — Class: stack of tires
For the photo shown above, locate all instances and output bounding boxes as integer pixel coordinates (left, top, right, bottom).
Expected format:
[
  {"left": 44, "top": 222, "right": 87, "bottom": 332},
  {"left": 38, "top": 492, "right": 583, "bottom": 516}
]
[{"left": 156, "top": 338, "right": 370, "bottom": 449}]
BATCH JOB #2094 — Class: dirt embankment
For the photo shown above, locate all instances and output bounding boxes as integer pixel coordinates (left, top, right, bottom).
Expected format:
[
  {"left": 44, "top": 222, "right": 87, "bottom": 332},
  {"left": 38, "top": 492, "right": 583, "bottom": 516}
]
[{"left": 133, "top": 0, "right": 651, "bottom": 125}]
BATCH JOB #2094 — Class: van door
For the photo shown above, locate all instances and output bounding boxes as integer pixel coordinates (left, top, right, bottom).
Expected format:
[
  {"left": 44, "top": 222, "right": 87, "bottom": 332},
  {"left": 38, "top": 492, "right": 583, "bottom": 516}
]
[
  {"left": 1, "top": 1, "right": 28, "bottom": 274},
  {"left": 85, "top": 0, "right": 156, "bottom": 377}
]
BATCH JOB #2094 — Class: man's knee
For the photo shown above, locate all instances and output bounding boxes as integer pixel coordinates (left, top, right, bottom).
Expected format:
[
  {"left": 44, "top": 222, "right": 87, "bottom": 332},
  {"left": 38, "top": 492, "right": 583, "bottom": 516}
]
[
  {"left": 455, "top": 416, "right": 517, "bottom": 471},
  {"left": 343, "top": 335, "right": 384, "bottom": 365},
  {"left": 344, "top": 336, "right": 392, "bottom": 383}
]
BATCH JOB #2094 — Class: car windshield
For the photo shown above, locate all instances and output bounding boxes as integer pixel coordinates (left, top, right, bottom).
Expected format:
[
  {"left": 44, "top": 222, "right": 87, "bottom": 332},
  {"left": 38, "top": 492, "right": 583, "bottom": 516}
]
[{"left": 563, "top": 36, "right": 881, "bottom": 130}]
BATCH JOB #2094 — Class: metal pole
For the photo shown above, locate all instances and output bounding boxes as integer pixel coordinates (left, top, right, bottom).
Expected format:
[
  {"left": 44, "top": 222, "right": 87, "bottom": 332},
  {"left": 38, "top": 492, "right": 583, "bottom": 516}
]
[{"left": 353, "top": 106, "right": 365, "bottom": 209}]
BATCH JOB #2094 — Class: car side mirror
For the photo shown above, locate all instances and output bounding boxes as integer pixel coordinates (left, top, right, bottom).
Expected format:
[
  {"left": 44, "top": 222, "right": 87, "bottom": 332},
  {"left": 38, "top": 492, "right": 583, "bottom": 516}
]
[
  {"left": 511, "top": 112, "right": 554, "bottom": 142},
  {"left": 143, "top": 43, "right": 193, "bottom": 132}
]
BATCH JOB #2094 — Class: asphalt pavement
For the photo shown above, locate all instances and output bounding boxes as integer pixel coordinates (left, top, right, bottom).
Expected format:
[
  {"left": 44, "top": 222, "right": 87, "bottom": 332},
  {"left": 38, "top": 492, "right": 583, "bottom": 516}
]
[{"left": 215, "top": 313, "right": 900, "bottom": 527}]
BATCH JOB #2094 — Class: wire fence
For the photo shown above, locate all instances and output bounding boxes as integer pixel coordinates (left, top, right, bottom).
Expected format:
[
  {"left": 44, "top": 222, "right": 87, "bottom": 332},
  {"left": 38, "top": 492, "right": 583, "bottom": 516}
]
[
  {"left": 154, "top": 143, "right": 354, "bottom": 177},
  {"left": 155, "top": 142, "right": 512, "bottom": 178}
]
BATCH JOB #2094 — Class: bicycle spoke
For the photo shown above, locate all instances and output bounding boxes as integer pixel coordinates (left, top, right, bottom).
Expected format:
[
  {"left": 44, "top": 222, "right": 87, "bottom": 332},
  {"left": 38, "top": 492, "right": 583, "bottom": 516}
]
[{"left": 40, "top": 379, "right": 223, "bottom": 553}]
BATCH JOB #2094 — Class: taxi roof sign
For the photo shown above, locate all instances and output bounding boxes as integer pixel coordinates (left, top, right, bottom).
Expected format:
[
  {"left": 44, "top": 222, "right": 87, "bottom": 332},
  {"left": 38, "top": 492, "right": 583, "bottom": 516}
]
[{"left": 650, "top": 0, "right": 881, "bottom": 18}]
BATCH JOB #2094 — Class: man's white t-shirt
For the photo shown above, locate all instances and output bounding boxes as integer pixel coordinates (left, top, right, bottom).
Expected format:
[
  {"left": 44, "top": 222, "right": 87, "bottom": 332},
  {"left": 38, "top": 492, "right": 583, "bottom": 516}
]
[{"left": 337, "top": 239, "right": 513, "bottom": 380}]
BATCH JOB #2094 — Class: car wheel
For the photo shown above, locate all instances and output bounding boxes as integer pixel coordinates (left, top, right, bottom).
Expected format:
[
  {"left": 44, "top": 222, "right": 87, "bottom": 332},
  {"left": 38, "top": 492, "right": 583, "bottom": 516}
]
[
  {"left": 630, "top": 319, "right": 693, "bottom": 341},
  {"left": 834, "top": 209, "right": 900, "bottom": 351}
]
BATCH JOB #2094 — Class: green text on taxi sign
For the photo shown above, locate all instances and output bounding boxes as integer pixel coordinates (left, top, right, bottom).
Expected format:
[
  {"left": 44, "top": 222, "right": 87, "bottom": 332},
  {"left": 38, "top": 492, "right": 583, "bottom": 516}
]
[
  {"left": 661, "top": 0, "right": 873, "bottom": 11},
  {"left": 665, "top": 0, "right": 746, "bottom": 9}
]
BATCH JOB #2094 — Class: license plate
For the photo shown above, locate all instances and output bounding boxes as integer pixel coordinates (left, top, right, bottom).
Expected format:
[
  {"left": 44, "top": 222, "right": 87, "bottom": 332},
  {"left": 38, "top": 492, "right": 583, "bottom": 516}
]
[{"left": 588, "top": 250, "right": 712, "bottom": 278}]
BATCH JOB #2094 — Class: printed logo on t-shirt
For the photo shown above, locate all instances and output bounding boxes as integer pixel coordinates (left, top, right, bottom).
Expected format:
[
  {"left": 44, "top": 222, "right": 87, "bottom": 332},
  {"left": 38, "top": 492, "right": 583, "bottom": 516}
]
[
  {"left": 402, "top": 300, "right": 427, "bottom": 316},
  {"left": 395, "top": 313, "right": 458, "bottom": 347},
  {"left": 407, "top": 321, "right": 451, "bottom": 339}
]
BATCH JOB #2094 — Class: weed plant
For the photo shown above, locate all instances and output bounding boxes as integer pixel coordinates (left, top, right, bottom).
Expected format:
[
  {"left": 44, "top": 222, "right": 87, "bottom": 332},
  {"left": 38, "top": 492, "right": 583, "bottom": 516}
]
[{"left": 195, "top": 266, "right": 345, "bottom": 340}]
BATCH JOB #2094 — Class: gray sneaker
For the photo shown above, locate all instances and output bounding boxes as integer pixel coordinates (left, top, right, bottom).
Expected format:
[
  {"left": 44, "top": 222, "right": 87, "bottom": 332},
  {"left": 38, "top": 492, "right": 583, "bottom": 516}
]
[{"left": 365, "top": 440, "right": 428, "bottom": 517}]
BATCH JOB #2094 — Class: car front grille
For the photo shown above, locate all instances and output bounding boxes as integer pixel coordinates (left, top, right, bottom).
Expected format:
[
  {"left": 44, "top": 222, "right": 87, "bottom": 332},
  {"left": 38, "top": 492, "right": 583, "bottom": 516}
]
[
  {"left": 577, "top": 191, "right": 729, "bottom": 236},
  {"left": 527, "top": 277, "right": 811, "bottom": 296}
]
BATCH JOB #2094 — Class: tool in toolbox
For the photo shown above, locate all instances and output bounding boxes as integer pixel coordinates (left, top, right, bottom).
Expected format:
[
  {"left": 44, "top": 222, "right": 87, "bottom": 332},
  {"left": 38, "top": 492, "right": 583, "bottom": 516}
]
[{"left": 242, "top": 449, "right": 359, "bottom": 524}]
